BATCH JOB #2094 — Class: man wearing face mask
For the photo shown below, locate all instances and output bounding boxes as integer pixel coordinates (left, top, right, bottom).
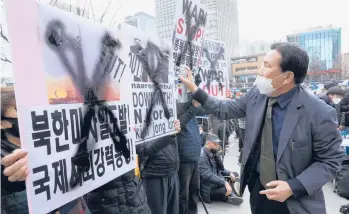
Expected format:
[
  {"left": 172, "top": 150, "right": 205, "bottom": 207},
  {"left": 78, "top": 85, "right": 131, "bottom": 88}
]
[
  {"left": 318, "top": 86, "right": 344, "bottom": 125},
  {"left": 179, "top": 43, "right": 344, "bottom": 214},
  {"left": 198, "top": 134, "right": 243, "bottom": 205}
]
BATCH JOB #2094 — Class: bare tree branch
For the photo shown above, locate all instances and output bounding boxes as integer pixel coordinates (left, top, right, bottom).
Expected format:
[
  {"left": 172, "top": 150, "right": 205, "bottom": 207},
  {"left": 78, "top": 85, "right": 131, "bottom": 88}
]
[
  {"left": 82, "top": 0, "right": 88, "bottom": 17},
  {"left": 108, "top": 3, "right": 123, "bottom": 27},
  {"left": 97, "top": 0, "right": 112, "bottom": 24},
  {"left": 0, "top": 24, "right": 9, "bottom": 43},
  {"left": 89, "top": 0, "right": 96, "bottom": 21},
  {"left": 1, "top": 53, "right": 11, "bottom": 63},
  {"left": 49, "top": 0, "right": 58, "bottom": 6}
]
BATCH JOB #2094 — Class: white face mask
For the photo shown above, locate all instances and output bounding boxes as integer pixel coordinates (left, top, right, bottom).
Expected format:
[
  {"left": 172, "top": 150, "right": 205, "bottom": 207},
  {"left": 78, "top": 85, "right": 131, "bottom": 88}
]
[
  {"left": 333, "top": 97, "right": 342, "bottom": 104},
  {"left": 254, "top": 74, "right": 286, "bottom": 96}
]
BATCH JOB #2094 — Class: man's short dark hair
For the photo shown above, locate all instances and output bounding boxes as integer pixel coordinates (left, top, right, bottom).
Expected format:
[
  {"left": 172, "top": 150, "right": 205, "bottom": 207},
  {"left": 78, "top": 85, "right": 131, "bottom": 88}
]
[
  {"left": 326, "top": 86, "right": 344, "bottom": 96},
  {"left": 324, "top": 81, "right": 339, "bottom": 91},
  {"left": 271, "top": 43, "right": 309, "bottom": 84}
]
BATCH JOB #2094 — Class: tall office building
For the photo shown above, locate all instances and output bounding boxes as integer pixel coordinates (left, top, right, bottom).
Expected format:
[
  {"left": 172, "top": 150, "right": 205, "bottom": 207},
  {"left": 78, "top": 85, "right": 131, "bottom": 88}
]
[
  {"left": 155, "top": 0, "right": 176, "bottom": 40},
  {"left": 287, "top": 25, "right": 342, "bottom": 82},
  {"left": 155, "top": 0, "right": 239, "bottom": 57},
  {"left": 122, "top": 12, "right": 157, "bottom": 35},
  {"left": 239, "top": 41, "right": 274, "bottom": 57},
  {"left": 343, "top": 53, "right": 349, "bottom": 79}
]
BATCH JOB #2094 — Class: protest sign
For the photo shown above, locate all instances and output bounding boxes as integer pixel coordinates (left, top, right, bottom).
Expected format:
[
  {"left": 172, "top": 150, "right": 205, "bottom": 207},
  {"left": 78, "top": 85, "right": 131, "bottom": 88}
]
[
  {"left": 4, "top": 0, "right": 176, "bottom": 213},
  {"left": 170, "top": 0, "right": 207, "bottom": 101},
  {"left": 198, "top": 39, "right": 228, "bottom": 98},
  {"left": 118, "top": 23, "right": 177, "bottom": 144}
]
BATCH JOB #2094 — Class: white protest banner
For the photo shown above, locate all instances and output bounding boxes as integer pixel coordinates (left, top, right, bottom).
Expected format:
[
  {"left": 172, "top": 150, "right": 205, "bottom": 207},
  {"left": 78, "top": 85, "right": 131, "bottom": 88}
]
[
  {"left": 170, "top": 0, "right": 207, "bottom": 101},
  {"left": 198, "top": 39, "right": 228, "bottom": 98},
  {"left": 4, "top": 0, "right": 176, "bottom": 213},
  {"left": 118, "top": 23, "right": 177, "bottom": 144}
]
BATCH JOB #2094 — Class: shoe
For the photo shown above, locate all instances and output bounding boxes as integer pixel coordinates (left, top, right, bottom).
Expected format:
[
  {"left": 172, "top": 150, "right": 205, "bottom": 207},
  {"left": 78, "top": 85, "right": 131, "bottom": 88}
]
[
  {"left": 226, "top": 193, "right": 244, "bottom": 206},
  {"left": 232, "top": 178, "right": 241, "bottom": 197}
]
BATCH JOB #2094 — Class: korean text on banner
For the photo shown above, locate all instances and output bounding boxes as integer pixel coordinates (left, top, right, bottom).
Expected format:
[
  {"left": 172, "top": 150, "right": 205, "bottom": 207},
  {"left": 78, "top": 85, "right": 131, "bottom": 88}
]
[
  {"left": 4, "top": 0, "right": 177, "bottom": 213},
  {"left": 170, "top": 0, "right": 207, "bottom": 101}
]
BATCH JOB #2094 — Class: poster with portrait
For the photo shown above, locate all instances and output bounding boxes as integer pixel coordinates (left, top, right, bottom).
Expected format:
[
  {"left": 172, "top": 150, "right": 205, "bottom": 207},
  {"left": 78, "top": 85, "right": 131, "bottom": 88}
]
[{"left": 4, "top": 0, "right": 176, "bottom": 213}]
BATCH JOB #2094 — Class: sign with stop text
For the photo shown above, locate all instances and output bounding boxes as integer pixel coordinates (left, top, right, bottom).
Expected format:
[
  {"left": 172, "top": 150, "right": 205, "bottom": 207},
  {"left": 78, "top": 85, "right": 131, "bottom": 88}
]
[{"left": 171, "top": 0, "right": 207, "bottom": 100}]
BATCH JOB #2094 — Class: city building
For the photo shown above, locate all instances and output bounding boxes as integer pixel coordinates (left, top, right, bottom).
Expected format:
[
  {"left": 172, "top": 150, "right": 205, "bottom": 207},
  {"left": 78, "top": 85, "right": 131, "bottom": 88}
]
[
  {"left": 239, "top": 40, "right": 274, "bottom": 57},
  {"left": 230, "top": 54, "right": 265, "bottom": 89},
  {"left": 155, "top": 0, "right": 239, "bottom": 57},
  {"left": 120, "top": 12, "right": 156, "bottom": 35},
  {"left": 343, "top": 53, "right": 349, "bottom": 79},
  {"left": 155, "top": 0, "right": 176, "bottom": 40},
  {"left": 287, "top": 25, "right": 342, "bottom": 82}
]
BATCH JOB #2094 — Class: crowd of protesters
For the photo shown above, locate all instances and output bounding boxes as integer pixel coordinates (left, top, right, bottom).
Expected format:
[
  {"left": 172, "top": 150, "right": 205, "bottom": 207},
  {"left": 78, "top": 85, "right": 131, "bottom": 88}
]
[{"left": 2, "top": 42, "right": 348, "bottom": 214}]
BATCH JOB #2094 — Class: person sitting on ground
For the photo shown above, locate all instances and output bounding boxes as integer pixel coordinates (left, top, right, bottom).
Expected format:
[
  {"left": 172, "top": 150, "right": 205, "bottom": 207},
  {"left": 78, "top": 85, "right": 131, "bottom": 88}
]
[{"left": 198, "top": 134, "right": 243, "bottom": 205}]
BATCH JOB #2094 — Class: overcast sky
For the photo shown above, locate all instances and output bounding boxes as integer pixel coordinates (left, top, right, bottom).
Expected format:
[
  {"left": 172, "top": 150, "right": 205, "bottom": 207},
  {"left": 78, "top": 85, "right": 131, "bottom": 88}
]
[{"left": 86, "top": 0, "right": 348, "bottom": 52}]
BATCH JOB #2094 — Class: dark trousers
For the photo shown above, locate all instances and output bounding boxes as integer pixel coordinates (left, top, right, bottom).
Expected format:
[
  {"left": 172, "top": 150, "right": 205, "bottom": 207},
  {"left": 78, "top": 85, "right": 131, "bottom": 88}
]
[
  {"left": 249, "top": 176, "right": 290, "bottom": 214},
  {"left": 238, "top": 128, "right": 245, "bottom": 151},
  {"left": 179, "top": 161, "right": 200, "bottom": 214},
  {"left": 143, "top": 174, "right": 179, "bottom": 214}
]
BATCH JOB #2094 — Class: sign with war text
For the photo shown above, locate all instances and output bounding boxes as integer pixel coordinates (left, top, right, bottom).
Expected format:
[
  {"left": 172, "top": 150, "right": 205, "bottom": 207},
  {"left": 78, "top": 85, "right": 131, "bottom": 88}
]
[
  {"left": 170, "top": 0, "right": 207, "bottom": 101},
  {"left": 198, "top": 39, "right": 228, "bottom": 98},
  {"left": 4, "top": 0, "right": 176, "bottom": 213}
]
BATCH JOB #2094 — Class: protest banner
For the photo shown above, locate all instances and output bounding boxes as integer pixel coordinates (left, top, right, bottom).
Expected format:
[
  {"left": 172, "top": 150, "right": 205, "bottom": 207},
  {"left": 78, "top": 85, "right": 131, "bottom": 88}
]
[
  {"left": 198, "top": 39, "right": 228, "bottom": 99},
  {"left": 170, "top": 0, "right": 207, "bottom": 101},
  {"left": 118, "top": 23, "right": 177, "bottom": 144},
  {"left": 4, "top": 0, "right": 176, "bottom": 213}
]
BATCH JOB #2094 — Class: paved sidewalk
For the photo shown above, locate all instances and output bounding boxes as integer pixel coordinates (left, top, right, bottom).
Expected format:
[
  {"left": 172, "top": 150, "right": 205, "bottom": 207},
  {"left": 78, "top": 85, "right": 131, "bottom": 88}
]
[{"left": 198, "top": 135, "right": 348, "bottom": 214}]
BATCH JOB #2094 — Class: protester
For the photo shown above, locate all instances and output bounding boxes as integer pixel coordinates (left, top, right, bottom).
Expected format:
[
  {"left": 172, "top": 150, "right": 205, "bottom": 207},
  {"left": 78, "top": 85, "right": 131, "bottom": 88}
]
[
  {"left": 84, "top": 166, "right": 151, "bottom": 214},
  {"left": 1, "top": 88, "right": 88, "bottom": 214},
  {"left": 318, "top": 86, "right": 344, "bottom": 124},
  {"left": 199, "top": 125, "right": 206, "bottom": 148},
  {"left": 340, "top": 92, "right": 349, "bottom": 130},
  {"left": 135, "top": 120, "right": 181, "bottom": 214},
  {"left": 179, "top": 43, "right": 345, "bottom": 214},
  {"left": 199, "top": 134, "right": 243, "bottom": 205},
  {"left": 319, "top": 86, "right": 344, "bottom": 107},
  {"left": 176, "top": 99, "right": 205, "bottom": 214}
]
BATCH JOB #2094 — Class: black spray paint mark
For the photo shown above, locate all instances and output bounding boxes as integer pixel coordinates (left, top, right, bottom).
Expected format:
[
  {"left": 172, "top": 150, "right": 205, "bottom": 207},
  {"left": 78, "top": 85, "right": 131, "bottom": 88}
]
[
  {"left": 132, "top": 41, "right": 171, "bottom": 139},
  {"left": 45, "top": 20, "right": 130, "bottom": 188},
  {"left": 175, "top": 2, "right": 206, "bottom": 75},
  {"left": 202, "top": 46, "right": 225, "bottom": 90}
]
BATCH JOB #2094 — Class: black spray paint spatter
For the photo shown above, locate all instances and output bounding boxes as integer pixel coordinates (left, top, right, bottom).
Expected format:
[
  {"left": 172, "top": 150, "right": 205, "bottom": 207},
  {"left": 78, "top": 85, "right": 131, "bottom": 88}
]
[
  {"left": 175, "top": 4, "right": 206, "bottom": 83},
  {"left": 46, "top": 20, "right": 130, "bottom": 188},
  {"left": 132, "top": 41, "right": 171, "bottom": 139},
  {"left": 202, "top": 46, "right": 225, "bottom": 90}
]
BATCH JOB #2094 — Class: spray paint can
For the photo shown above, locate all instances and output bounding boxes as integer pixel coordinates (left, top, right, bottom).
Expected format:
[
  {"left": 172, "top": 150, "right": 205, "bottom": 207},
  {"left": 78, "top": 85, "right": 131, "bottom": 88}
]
[{"left": 177, "top": 67, "right": 189, "bottom": 103}]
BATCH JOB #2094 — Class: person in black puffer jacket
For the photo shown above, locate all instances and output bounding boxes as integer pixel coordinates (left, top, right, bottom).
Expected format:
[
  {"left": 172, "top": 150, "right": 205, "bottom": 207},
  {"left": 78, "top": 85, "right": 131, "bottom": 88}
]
[
  {"left": 84, "top": 169, "right": 151, "bottom": 214},
  {"left": 136, "top": 120, "right": 181, "bottom": 214}
]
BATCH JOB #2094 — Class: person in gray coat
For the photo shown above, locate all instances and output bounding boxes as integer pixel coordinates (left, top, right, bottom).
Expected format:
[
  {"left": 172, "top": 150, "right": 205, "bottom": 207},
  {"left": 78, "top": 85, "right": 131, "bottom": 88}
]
[{"left": 179, "top": 43, "right": 345, "bottom": 214}]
